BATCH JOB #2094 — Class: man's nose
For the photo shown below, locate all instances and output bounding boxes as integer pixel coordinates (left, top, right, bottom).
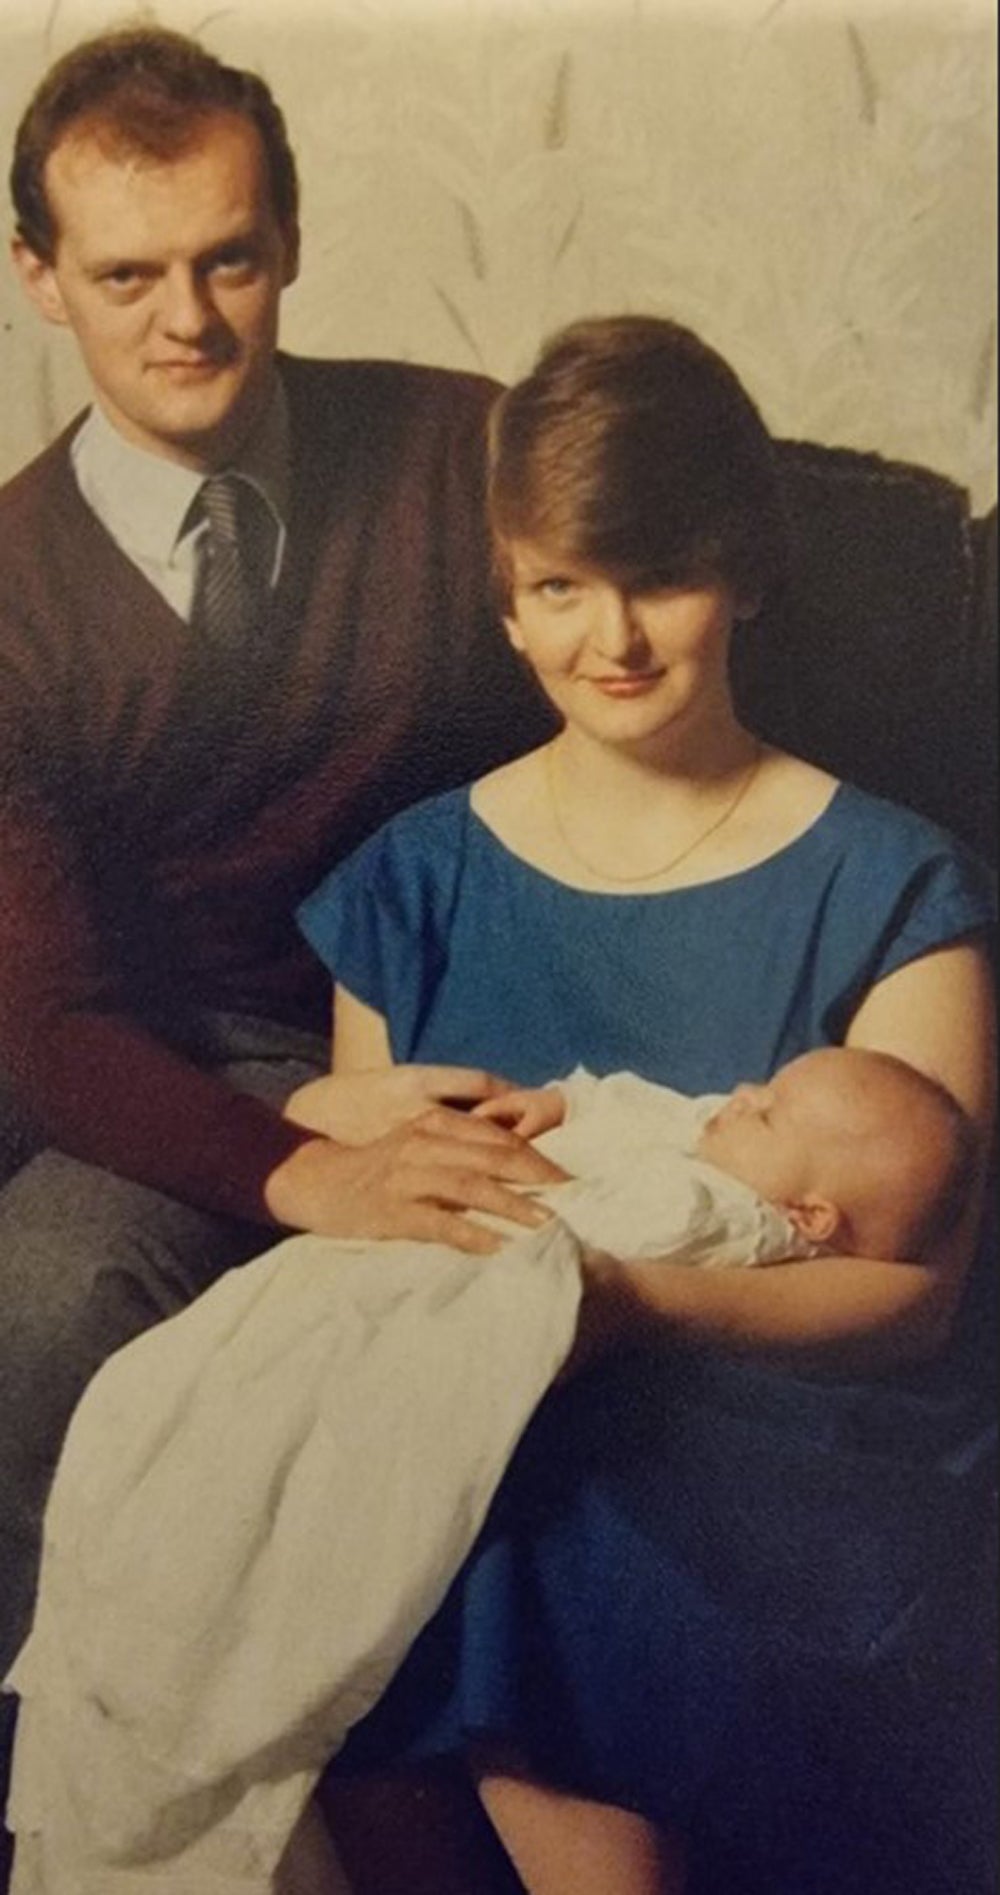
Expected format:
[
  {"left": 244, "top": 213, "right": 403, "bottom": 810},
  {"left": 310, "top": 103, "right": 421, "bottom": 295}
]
[
  {"left": 160, "top": 266, "right": 216, "bottom": 339},
  {"left": 591, "top": 586, "right": 648, "bottom": 662},
  {"left": 730, "top": 1082, "right": 768, "bottom": 1113}
]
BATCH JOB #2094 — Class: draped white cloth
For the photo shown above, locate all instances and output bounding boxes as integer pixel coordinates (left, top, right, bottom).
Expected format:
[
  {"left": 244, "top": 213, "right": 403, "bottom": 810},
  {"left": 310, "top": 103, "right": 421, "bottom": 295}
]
[{"left": 5, "top": 1072, "right": 808, "bottom": 1893}]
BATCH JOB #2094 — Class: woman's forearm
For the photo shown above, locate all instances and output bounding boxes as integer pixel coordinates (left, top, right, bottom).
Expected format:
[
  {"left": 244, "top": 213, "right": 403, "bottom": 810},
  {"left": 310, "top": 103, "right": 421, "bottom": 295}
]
[{"left": 574, "top": 1250, "right": 959, "bottom": 1376}]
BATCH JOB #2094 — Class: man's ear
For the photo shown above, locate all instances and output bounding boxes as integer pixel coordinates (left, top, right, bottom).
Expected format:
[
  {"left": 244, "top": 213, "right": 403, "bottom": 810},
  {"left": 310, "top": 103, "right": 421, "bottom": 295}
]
[
  {"left": 503, "top": 612, "right": 526, "bottom": 654},
  {"left": 782, "top": 1196, "right": 845, "bottom": 1245},
  {"left": 279, "top": 220, "right": 301, "bottom": 289},
  {"left": 11, "top": 237, "right": 69, "bottom": 326}
]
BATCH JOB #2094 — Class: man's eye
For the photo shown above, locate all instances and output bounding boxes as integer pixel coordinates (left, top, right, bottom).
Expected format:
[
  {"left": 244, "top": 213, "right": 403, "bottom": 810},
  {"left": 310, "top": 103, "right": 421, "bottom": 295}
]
[
  {"left": 101, "top": 266, "right": 143, "bottom": 291},
  {"left": 209, "top": 249, "right": 257, "bottom": 278}
]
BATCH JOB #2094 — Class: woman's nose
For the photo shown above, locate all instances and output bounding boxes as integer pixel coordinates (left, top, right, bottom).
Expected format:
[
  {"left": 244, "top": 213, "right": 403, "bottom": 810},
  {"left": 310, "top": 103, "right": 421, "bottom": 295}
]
[{"left": 591, "top": 587, "right": 648, "bottom": 662}]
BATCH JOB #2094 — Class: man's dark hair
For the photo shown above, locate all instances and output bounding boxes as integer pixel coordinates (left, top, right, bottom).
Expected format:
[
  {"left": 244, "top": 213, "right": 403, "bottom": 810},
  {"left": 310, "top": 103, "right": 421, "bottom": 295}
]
[
  {"left": 11, "top": 25, "right": 299, "bottom": 262},
  {"left": 488, "top": 314, "right": 786, "bottom": 608}
]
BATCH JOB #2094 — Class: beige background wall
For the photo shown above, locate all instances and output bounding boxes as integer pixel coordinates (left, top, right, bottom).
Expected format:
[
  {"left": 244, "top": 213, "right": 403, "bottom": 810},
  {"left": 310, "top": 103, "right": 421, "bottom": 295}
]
[{"left": 1, "top": 0, "right": 995, "bottom": 509}]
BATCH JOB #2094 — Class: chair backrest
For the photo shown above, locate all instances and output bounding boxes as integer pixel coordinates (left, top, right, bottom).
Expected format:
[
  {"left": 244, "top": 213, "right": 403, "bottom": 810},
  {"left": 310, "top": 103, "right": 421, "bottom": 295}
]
[{"left": 733, "top": 441, "right": 996, "bottom": 863}]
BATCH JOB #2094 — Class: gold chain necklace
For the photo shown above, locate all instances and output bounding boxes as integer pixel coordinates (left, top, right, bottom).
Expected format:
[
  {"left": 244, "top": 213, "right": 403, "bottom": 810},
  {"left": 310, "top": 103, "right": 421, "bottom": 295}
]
[{"left": 545, "top": 741, "right": 763, "bottom": 886}]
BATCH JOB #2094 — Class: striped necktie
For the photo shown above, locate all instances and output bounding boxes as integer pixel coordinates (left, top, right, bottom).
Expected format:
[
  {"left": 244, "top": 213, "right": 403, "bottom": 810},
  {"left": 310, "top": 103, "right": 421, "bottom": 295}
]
[{"left": 190, "top": 472, "right": 273, "bottom": 645}]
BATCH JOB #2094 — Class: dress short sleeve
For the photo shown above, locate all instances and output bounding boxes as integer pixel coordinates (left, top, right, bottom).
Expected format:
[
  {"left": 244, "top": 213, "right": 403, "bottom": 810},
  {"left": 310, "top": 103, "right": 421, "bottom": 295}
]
[
  {"left": 801, "top": 796, "right": 995, "bottom": 1043},
  {"left": 296, "top": 790, "right": 468, "bottom": 1059}
]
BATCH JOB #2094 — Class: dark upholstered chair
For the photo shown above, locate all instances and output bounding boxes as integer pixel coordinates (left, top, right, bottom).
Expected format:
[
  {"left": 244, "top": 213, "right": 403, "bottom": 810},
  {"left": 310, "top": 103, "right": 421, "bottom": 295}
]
[{"left": 737, "top": 440, "right": 995, "bottom": 866}]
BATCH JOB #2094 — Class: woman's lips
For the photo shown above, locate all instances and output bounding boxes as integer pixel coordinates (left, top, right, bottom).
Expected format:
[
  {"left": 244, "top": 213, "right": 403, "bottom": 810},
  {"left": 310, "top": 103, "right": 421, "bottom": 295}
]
[{"left": 588, "top": 673, "right": 665, "bottom": 697}]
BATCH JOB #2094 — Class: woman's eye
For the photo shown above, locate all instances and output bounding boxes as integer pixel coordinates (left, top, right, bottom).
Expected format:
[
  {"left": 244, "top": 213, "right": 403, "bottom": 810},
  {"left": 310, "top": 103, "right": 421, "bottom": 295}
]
[{"left": 537, "top": 577, "right": 578, "bottom": 600}]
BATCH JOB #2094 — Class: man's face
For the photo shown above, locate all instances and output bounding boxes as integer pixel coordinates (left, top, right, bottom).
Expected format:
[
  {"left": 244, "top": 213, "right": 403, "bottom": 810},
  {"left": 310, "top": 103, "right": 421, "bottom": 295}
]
[{"left": 13, "top": 111, "right": 298, "bottom": 469}]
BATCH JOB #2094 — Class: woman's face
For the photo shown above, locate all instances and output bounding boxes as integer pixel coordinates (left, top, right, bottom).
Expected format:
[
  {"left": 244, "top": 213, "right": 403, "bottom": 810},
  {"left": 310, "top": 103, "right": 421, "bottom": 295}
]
[{"left": 503, "top": 540, "right": 745, "bottom": 749}]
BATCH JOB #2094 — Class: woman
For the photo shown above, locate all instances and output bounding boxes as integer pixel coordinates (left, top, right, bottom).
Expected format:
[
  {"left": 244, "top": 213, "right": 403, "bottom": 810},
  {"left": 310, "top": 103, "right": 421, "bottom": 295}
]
[{"left": 298, "top": 317, "right": 995, "bottom": 1893}]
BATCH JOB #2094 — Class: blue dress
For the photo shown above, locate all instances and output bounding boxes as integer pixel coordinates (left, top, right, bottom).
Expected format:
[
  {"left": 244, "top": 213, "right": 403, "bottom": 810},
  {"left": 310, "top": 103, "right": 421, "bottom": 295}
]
[{"left": 299, "top": 782, "right": 996, "bottom": 1894}]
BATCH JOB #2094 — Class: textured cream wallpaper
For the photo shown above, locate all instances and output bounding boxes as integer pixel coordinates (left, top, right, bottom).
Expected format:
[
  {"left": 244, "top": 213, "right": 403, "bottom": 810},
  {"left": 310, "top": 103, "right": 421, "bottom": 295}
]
[{"left": 1, "top": 0, "right": 995, "bottom": 508}]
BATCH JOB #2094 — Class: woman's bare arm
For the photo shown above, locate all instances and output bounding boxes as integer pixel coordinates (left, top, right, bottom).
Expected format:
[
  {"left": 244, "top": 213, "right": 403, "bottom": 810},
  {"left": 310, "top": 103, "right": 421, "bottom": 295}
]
[
  {"left": 332, "top": 984, "right": 394, "bottom": 1072},
  {"left": 575, "top": 939, "right": 995, "bottom": 1375}
]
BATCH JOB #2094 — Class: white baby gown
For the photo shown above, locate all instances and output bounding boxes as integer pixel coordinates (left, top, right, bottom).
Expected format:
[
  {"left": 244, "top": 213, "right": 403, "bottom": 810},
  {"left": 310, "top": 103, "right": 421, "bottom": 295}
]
[{"left": 5, "top": 1072, "right": 810, "bottom": 1893}]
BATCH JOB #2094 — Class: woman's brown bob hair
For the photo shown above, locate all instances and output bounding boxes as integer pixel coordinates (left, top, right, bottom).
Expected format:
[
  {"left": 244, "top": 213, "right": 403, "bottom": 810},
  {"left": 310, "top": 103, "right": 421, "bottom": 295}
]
[
  {"left": 11, "top": 25, "right": 299, "bottom": 264},
  {"left": 488, "top": 315, "right": 786, "bottom": 607}
]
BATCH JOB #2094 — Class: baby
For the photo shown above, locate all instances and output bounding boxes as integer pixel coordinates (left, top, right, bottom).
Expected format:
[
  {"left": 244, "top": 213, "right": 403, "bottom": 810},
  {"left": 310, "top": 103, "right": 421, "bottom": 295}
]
[
  {"left": 697, "top": 1045, "right": 972, "bottom": 1259},
  {"left": 494, "top": 1043, "right": 974, "bottom": 1266}
]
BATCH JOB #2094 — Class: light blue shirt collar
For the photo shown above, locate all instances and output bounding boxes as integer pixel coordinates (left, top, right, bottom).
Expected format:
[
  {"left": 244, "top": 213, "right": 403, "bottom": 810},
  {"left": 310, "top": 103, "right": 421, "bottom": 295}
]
[{"left": 71, "top": 377, "right": 290, "bottom": 610}]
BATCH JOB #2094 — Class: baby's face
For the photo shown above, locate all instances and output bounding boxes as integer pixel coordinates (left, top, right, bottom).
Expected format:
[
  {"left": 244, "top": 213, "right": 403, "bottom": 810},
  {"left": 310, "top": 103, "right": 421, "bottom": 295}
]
[{"left": 697, "top": 1054, "right": 847, "bottom": 1205}]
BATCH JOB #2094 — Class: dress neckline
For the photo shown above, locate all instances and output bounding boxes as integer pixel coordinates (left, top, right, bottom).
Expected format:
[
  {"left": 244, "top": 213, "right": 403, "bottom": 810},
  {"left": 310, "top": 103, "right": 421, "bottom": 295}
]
[{"left": 465, "top": 778, "right": 848, "bottom": 900}]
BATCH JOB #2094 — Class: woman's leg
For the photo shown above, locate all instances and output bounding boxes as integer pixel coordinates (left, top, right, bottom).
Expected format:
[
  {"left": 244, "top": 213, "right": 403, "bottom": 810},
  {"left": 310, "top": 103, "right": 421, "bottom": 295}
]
[
  {"left": 476, "top": 1757, "right": 686, "bottom": 1895},
  {"left": 320, "top": 1764, "right": 526, "bottom": 1895}
]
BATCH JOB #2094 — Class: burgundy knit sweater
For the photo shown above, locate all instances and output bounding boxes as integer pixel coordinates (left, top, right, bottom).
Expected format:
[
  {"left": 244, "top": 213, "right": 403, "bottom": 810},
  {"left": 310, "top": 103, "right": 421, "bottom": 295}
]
[{"left": 0, "top": 356, "right": 550, "bottom": 1220}]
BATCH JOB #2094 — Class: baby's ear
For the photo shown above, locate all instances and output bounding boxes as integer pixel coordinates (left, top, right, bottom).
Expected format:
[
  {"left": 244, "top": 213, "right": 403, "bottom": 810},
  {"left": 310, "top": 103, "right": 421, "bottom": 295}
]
[{"left": 783, "top": 1196, "right": 845, "bottom": 1245}]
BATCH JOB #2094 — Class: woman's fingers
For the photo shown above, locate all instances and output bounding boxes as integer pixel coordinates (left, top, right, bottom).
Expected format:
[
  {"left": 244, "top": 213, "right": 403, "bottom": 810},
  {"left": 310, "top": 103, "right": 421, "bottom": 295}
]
[
  {"left": 409, "top": 1066, "right": 521, "bottom": 1111},
  {"left": 471, "top": 1094, "right": 532, "bottom": 1126},
  {"left": 283, "top": 1067, "right": 526, "bottom": 1146}
]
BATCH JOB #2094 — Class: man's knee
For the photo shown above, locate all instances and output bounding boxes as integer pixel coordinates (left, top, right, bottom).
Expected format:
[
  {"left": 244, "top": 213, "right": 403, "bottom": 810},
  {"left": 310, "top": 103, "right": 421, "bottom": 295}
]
[{"left": 0, "top": 1148, "right": 268, "bottom": 1446}]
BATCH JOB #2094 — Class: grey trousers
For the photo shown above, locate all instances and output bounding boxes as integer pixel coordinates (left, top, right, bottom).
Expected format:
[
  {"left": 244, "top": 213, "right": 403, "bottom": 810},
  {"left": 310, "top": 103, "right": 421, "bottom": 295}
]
[{"left": 0, "top": 1014, "right": 326, "bottom": 1688}]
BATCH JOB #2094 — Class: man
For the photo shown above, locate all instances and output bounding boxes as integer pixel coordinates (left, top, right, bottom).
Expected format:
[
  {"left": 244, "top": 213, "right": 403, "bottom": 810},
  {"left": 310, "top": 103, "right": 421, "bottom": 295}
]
[{"left": 0, "top": 25, "right": 554, "bottom": 1868}]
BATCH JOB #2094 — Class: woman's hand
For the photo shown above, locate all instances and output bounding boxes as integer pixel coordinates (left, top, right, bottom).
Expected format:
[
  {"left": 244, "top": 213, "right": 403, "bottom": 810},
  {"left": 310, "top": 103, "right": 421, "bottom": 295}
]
[
  {"left": 265, "top": 1108, "right": 565, "bottom": 1254},
  {"left": 473, "top": 1085, "right": 567, "bottom": 1140},
  {"left": 283, "top": 1065, "right": 523, "bottom": 1145}
]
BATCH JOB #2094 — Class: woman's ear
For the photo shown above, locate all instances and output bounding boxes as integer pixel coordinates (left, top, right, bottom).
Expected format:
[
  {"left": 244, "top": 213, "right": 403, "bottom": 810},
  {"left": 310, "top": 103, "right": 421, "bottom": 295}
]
[
  {"left": 503, "top": 612, "right": 527, "bottom": 654},
  {"left": 782, "top": 1196, "right": 845, "bottom": 1246}
]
